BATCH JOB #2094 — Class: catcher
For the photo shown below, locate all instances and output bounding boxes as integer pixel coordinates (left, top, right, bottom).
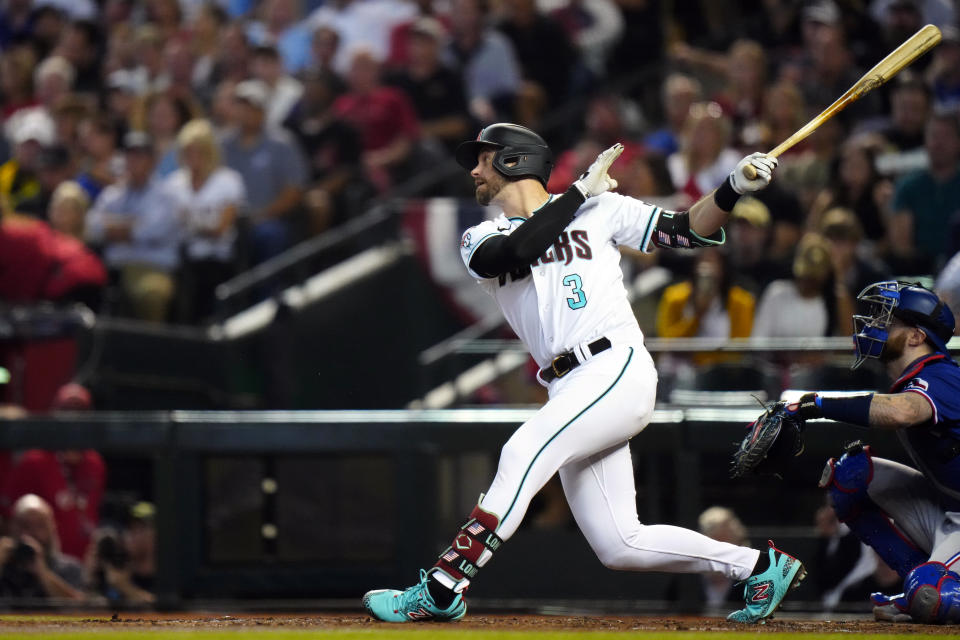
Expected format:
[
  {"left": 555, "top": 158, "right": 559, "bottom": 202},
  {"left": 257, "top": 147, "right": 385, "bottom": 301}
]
[{"left": 733, "top": 281, "right": 960, "bottom": 624}]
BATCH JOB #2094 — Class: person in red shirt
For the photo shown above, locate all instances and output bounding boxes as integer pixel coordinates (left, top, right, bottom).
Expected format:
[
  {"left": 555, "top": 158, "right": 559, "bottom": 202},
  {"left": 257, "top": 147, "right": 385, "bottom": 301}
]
[
  {"left": 0, "top": 215, "right": 107, "bottom": 310},
  {"left": 0, "top": 383, "right": 106, "bottom": 561},
  {"left": 331, "top": 49, "right": 421, "bottom": 192}
]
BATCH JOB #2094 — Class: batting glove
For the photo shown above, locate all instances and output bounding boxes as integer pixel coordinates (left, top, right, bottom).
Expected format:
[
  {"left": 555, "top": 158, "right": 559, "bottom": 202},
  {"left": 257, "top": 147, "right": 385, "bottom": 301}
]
[
  {"left": 573, "top": 143, "right": 624, "bottom": 198},
  {"left": 729, "top": 152, "right": 778, "bottom": 194}
]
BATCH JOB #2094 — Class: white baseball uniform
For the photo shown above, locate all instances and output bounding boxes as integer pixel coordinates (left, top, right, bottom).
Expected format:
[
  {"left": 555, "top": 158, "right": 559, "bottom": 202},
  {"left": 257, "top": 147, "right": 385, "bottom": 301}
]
[{"left": 459, "top": 191, "right": 760, "bottom": 580}]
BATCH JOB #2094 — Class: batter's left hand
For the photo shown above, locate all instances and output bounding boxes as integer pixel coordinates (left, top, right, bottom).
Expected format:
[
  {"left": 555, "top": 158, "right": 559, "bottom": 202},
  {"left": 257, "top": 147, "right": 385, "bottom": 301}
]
[
  {"left": 730, "top": 152, "right": 777, "bottom": 194},
  {"left": 573, "top": 143, "right": 623, "bottom": 198}
]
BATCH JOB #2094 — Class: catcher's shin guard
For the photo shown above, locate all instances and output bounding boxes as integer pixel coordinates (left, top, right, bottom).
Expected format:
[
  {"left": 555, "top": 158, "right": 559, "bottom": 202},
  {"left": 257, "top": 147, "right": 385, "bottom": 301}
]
[
  {"left": 819, "top": 442, "right": 926, "bottom": 578},
  {"left": 432, "top": 502, "right": 503, "bottom": 588},
  {"left": 904, "top": 562, "right": 960, "bottom": 624}
]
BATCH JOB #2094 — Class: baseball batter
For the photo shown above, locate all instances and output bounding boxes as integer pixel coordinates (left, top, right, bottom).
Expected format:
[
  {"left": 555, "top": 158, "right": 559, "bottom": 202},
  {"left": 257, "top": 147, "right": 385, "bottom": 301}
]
[{"left": 363, "top": 123, "right": 802, "bottom": 624}]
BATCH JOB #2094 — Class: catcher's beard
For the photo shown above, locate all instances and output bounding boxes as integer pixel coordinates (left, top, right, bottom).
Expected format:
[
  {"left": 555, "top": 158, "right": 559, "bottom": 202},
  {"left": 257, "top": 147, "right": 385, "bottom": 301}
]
[{"left": 879, "top": 331, "right": 908, "bottom": 363}]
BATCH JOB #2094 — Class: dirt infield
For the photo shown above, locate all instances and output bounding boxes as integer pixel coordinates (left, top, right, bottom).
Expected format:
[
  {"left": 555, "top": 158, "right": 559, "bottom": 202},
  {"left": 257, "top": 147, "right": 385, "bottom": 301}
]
[{"left": 0, "top": 612, "right": 957, "bottom": 634}]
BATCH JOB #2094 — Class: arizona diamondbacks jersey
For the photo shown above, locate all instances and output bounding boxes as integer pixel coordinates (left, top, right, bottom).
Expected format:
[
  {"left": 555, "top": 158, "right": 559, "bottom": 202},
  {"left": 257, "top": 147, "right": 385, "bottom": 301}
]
[{"left": 459, "top": 191, "right": 661, "bottom": 369}]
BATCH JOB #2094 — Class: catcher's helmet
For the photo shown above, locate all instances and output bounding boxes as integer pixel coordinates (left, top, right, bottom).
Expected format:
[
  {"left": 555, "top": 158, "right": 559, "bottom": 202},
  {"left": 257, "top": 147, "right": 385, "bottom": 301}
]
[
  {"left": 455, "top": 123, "right": 554, "bottom": 187},
  {"left": 852, "top": 280, "right": 955, "bottom": 369}
]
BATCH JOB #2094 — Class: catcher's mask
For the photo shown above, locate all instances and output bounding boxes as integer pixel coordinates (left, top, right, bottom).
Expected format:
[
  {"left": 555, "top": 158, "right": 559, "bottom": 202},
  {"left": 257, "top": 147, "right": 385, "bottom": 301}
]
[
  {"left": 852, "top": 280, "right": 955, "bottom": 369},
  {"left": 455, "top": 123, "right": 554, "bottom": 187}
]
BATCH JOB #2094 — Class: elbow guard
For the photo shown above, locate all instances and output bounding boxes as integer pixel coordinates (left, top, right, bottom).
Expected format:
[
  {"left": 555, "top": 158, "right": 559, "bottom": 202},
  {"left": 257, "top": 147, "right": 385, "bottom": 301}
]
[{"left": 652, "top": 210, "right": 725, "bottom": 249}]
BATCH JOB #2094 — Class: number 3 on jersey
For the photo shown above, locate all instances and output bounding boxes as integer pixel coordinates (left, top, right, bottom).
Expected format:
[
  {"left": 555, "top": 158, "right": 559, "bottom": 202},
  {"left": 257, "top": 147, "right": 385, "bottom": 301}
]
[{"left": 563, "top": 274, "right": 587, "bottom": 310}]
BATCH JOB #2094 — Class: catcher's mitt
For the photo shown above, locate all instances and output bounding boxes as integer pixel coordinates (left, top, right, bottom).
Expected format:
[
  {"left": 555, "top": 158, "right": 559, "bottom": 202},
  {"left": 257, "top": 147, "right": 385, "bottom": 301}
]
[{"left": 730, "top": 401, "right": 806, "bottom": 479}]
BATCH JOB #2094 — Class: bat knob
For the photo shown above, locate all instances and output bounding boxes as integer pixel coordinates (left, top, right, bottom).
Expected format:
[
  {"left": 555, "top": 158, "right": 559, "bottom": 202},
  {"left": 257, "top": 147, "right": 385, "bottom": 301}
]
[{"left": 742, "top": 163, "right": 757, "bottom": 181}]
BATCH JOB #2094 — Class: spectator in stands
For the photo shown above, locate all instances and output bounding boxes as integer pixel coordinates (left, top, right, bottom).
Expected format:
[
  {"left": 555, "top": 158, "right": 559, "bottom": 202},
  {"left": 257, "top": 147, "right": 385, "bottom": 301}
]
[
  {"left": 818, "top": 207, "right": 892, "bottom": 296},
  {"left": 85, "top": 131, "right": 181, "bottom": 322},
  {"left": 29, "top": 7, "right": 68, "bottom": 63},
  {"left": 0, "top": 214, "right": 107, "bottom": 309},
  {"left": 698, "top": 506, "right": 750, "bottom": 608},
  {"left": 752, "top": 232, "right": 854, "bottom": 338},
  {"left": 0, "top": 109, "right": 55, "bottom": 214},
  {"left": 308, "top": 0, "right": 418, "bottom": 76},
  {"left": 810, "top": 501, "right": 879, "bottom": 611},
  {"left": 497, "top": 0, "right": 580, "bottom": 125},
  {"left": 104, "top": 70, "right": 138, "bottom": 142},
  {"left": 47, "top": 181, "right": 90, "bottom": 241},
  {"left": 809, "top": 138, "right": 892, "bottom": 247},
  {"left": 548, "top": 0, "right": 624, "bottom": 78},
  {"left": 309, "top": 23, "right": 344, "bottom": 81},
  {"left": 332, "top": 49, "right": 420, "bottom": 192},
  {"left": 17, "top": 144, "right": 75, "bottom": 218},
  {"left": 547, "top": 93, "right": 642, "bottom": 194},
  {"left": 222, "top": 79, "right": 308, "bottom": 263},
  {"left": 246, "top": 0, "right": 313, "bottom": 74},
  {"left": 443, "top": 0, "right": 521, "bottom": 124},
  {"left": 0, "top": 494, "right": 85, "bottom": 600},
  {"left": 285, "top": 70, "right": 373, "bottom": 235},
  {"left": 206, "top": 20, "right": 254, "bottom": 89},
  {"left": 666, "top": 101, "right": 739, "bottom": 204},
  {"left": 753, "top": 80, "right": 807, "bottom": 157},
  {"left": 889, "top": 111, "right": 960, "bottom": 273},
  {"left": 33, "top": 55, "right": 75, "bottom": 115},
  {"left": 385, "top": 17, "right": 470, "bottom": 153},
  {"left": 385, "top": 0, "right": 450, "bottom": 69},
  {"left": 166, "top": 119, "right": 245, "bottom": 324},
  {"left": 0, "top": 46, "right": 38, "bottom": 124},
  {"left": 86, "top": 501, "right": 156, "bottom": 605},
  {"left": 927, "top": 25, "right": 960, "bottom": 111},
  {"left": 160, "top": 36, "right": 199, "bottom": 108},
  {"left": 49, "top": 93, "right": 94, "bottom": 159},
  {"left": 794, "top": 24, "right": 882, "bottom": 124},
  {"left": 130, "top": 91, "right": 199, "bottom": 179},
  {"left": 188, "top": 2, "right": 229, "bottom": 105},
  {"left": 131, "top": 24, "right": 169, "bottom": 96},
  {"left": 0, "top": 0, "right": 34, "bottom": 51},
  {"left": 643, "top": 73, "right": 702, "bottom": 157},
  {"left": 251, "top": 44, "right": 304, "bottom": 129},
  {"left": 870, "top": 72, "right": 931, "bottom": 154},
  {"left": 656, "top": 249, "right": 755, "bottom": 344},
  {"left": 75, "top": 115, "right": 123, "bottom": 202},
  {"left": 0, "top": 383, "right": 105, "bottom": 566},
  {"left": 723, "top": 198, "right": 783, "bottom": 295},
  {"left": 712, "top": 39, "right": 767, "bottom": 143},
  {"left": 52, "top": 19, "right": 101, "bottom": 94}
]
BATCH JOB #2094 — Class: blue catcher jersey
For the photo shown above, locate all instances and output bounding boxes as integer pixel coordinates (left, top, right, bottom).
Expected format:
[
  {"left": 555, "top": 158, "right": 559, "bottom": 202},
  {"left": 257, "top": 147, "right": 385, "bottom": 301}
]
[{"left": 890, "top": 353, "right": 960, "bottom": 506}]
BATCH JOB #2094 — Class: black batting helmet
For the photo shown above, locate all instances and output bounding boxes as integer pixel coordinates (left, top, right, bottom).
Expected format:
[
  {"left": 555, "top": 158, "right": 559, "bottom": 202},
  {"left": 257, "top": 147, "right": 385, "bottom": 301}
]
[{"left": 455, "top": 123, "right": 554, "bottom": 187}]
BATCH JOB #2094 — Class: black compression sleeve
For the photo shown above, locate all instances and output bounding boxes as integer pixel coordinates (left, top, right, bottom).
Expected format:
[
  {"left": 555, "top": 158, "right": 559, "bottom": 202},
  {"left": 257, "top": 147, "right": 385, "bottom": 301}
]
[{"left": 469, "top": 186, "right": 587, "bottom": 278}]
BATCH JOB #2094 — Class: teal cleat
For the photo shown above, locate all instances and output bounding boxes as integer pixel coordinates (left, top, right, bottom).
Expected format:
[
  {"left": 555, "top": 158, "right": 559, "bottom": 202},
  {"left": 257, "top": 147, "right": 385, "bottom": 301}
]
[
  {"left": 362, "top": 569, "right": 467, "bottom": 622},
  {"left": 727, "top": 540, "right": 807, "bottom": 624}
]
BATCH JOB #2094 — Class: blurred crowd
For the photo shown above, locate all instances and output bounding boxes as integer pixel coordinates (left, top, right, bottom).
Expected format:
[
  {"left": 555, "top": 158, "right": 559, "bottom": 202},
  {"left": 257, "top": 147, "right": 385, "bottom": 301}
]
[{"left": 0, "top": 0, "right": 958, "bottom": 337}]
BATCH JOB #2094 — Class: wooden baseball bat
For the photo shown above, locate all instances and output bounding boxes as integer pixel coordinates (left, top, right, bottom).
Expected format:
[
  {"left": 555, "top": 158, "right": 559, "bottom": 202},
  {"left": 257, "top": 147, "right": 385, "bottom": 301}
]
[{"left": 742, "top": 23, "right": 942, "bottom": 179}]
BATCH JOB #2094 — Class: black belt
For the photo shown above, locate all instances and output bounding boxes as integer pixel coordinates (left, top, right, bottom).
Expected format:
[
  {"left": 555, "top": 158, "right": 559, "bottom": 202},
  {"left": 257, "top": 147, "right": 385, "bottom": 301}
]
[{"left": 540, "top": 337, "right": 611, "bottom": 382}]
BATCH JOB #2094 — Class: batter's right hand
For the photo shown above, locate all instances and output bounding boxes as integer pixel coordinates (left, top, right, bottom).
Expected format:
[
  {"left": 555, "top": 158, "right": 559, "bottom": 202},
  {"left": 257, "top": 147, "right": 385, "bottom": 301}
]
[
  {"left": 730, "top": 152, "right": 777, "bottom": 194},
  {"left": 573, "top": 143, "right": 624, "bottom": 198}
]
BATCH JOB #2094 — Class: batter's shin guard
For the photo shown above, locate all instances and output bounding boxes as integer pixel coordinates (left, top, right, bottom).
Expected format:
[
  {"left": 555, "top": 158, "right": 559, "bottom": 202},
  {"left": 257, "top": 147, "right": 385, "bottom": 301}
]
[
  {"left": 819, "top": 442, "right": 926, "bottom": 578},
  {"left": 904, "top": 562, "right": 960, "bottom": 623},
  {"left": 432, "top": 503, "right": 503, "bottom": 589}
]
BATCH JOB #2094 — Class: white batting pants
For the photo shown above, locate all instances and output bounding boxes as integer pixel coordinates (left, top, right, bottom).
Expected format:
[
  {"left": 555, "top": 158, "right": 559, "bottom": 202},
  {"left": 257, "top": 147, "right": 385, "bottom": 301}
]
[{"left": 479, "top": 343, "right": 759, "bottom": 581}]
